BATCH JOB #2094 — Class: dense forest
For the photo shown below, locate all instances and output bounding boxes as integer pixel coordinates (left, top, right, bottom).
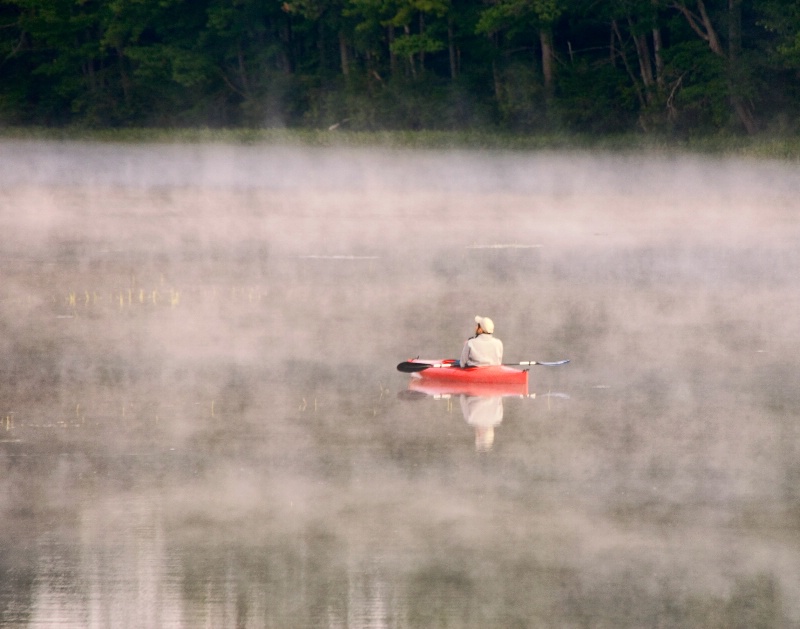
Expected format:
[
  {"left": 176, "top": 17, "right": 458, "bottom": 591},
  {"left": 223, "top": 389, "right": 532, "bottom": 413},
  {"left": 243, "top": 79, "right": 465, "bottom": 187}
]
[{"left": 0, "top": 0, "right": 798, "bottom": 134}]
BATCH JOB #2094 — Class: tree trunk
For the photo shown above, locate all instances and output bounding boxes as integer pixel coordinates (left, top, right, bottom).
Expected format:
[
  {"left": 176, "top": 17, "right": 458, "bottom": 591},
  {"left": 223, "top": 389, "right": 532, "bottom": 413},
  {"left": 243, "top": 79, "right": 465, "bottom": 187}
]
[
  {"left": 652, "top": 26, "right": 665, "bottom": 90},
  {"left": 318, "top": 20, "right": 326, "bottom": 73},
  {"left": 405, "top": 25, "right": 416, "bottom": 78},
  {"left": 727, "top": 0, "right": 756, "bottom": 133},
  {"left": 728, "top": 0, "right": 742, "bottom": 60},
  {"left": 628, "top": 17, "right": 654, "bottom": 104},
  {"left": 280, "top": 18, "right": 294, "bottom": 74},
  {"left": 609, "top": 28, "right": 616, "bottom": 66},
  {"left": 419, "top": 14, "right": 425, "bottom": 73},
  {"left": 611, "top": 20, "right": 647, "bottom": 108},
  {"left": 697, "top": 0, "right": 724, "bottom": 56},
  {"left": 238, "top": 44, "right": 251, "bottom": 97},
  {"left": 339, "top": 31, "right": 350, "bottom": 77},
  {"left": 492, "top": 59, "right": 502, "bottom": 104},
  {"left": 652, "top": 0, "right": 664, "bottom": 90},
  {"left": 117, "top": 48, "right": 131, "bottom": 107},
  {"left": 732, "top": 98, "right": 756, "bottom": 133},
  {"left": 448, "top": 19, "right": 457, "bottom": 79},
  {"left": 388, "top": 25, "right": 397, "bottom": 77},
  {"left": 84, "top": 61, "right": 96, "bottom": 93},
  {"left": 539, "top": 27, "right": 553, "bottom": 99},
  {"left": 671, "top": 0, "right": 724, "bottom": 56}
]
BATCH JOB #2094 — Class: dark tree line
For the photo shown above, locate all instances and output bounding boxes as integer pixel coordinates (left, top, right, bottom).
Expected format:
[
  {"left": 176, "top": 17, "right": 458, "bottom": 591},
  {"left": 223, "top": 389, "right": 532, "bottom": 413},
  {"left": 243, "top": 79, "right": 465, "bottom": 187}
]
[{"left": 0, "top": 0, "right": 798, "bottom": 134}]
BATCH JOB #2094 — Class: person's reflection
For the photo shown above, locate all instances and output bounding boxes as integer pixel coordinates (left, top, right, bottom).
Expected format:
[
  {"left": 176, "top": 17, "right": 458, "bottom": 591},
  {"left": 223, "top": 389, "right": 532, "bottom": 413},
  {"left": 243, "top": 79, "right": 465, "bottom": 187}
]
[{"left": 459, "top": 394, "right": 504, "bottom": 452}]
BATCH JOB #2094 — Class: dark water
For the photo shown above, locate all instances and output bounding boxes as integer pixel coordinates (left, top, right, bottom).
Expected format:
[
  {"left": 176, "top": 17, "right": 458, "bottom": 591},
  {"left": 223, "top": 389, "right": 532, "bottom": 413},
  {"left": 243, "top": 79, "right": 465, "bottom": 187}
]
[{"left": 1, "top": 141, "right": 799, "bottom": 627}]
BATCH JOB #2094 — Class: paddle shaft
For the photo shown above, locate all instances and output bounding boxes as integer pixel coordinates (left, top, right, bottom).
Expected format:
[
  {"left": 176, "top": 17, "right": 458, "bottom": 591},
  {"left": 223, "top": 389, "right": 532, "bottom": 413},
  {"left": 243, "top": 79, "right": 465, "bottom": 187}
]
[
  {"left": 397, "top": 359, "right": 568, "bottom": 372},
  {"left": 513, "top": 360, "right": 570, "bottom": 366}
]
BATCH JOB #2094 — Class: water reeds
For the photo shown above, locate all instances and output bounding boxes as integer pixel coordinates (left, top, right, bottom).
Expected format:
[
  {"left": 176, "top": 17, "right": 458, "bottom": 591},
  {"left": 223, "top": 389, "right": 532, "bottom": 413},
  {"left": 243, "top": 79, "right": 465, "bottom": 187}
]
[{"left": 59, "top": 284, "right": 262, "bottom": 313}]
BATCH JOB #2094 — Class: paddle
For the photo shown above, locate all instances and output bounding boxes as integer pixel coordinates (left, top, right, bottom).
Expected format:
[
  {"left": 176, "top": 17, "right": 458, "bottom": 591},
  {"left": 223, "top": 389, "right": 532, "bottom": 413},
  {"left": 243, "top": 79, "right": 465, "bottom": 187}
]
[
  {"left": 396, "top": 361, "right": 451, "bottom": 373},
  {"left": 513, "top": 360, "right": 570, "bottom": 367},
  {"left": 397, "top": 359, "right": 569, "bottom": 373}
]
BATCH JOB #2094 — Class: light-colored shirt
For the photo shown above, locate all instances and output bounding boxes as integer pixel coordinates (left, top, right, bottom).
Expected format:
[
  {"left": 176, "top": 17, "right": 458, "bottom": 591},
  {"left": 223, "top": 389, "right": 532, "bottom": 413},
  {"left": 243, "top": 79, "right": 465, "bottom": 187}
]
[{"left": 459, "top": 333, "right": 503, "bottom": 367}]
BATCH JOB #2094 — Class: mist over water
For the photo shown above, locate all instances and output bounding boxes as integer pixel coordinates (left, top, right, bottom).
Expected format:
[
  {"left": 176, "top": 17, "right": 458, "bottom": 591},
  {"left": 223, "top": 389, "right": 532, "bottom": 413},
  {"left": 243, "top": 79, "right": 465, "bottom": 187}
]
[{"left": 1, "top": 140, "right": 799, "bottom": 627}]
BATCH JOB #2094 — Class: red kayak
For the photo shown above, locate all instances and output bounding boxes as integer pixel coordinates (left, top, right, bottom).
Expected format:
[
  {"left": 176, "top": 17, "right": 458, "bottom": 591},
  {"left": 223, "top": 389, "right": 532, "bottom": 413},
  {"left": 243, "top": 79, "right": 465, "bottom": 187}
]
[{"left": 398, "top": 358, "right": 528, "bottom": 387}]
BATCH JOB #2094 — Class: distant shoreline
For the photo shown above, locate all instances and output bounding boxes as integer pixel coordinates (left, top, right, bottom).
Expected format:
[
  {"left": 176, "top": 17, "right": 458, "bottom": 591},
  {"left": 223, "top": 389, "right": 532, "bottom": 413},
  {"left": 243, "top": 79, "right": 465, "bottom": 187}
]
[{"left": 1, "top": 127, "right": 799, "bottom": 161}]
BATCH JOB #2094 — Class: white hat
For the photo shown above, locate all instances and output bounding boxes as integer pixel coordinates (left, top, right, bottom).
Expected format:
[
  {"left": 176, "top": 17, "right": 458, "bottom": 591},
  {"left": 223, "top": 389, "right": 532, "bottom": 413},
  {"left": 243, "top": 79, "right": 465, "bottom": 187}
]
[{"left": 475, "top": 315, "right": 494, "bottom": 334}]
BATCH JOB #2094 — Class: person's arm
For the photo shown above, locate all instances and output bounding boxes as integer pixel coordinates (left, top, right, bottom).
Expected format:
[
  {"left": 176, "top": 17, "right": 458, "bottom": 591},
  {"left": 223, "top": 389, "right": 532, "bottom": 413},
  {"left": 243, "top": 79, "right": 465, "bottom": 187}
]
[{"left": 459, "top": 339, "right": 471, "bottom": 367}]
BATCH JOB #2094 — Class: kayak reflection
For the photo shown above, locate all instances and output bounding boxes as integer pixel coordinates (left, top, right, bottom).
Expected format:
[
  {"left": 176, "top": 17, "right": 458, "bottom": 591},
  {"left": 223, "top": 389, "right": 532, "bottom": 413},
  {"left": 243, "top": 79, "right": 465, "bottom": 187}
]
[
  {"left": 405, "top": 378, "right": 528, "bottom": 452},
  {"left": 405, "top": 378, "right": 528, "bottom": 399}
]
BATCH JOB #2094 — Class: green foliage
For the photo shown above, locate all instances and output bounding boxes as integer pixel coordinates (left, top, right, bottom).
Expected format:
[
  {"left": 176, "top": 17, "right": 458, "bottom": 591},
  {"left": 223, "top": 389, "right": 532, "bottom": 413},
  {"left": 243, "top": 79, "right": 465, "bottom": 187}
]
[
  {"left": 758, "top": 0, "right": 800, "bottom": 67},
  {"left": 0, "top": 0, "right": 797, "bottom": 134},
  {"left": 556, "top": 61, "right": 638, "bottom": 133},
  {"left": 476, "top": 0, "right": 563, "bottom": 35},
  {"left": 663, "top": 41, "right": 729, "bottom": 132},
  {"left": 299, "top": 73, "right": 492, "bottom": 131},
  {"left": 490, "top": 61, "right": 547, "bottom": 130},
  {"left": 390, "top": 32, "right": 445, "bottom": 56}
]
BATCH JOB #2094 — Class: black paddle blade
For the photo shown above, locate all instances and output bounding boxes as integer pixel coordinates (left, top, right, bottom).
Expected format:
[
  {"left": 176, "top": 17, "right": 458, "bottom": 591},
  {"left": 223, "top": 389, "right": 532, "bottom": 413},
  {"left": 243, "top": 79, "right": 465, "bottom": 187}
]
[{"left": 396, "top": 361, "right": 432, "bottom": 373}]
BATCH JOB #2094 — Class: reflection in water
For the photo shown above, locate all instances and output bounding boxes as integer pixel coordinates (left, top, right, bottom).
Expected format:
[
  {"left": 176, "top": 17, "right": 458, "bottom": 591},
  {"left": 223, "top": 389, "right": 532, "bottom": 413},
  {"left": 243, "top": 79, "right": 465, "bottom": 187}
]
[
  {"left": 460, "top": 395, "right": 504, "bottom": 452},
  {"left": 29, "top": 495, "right": 183, "bottom": 628},
  {"left": 346, "top": 559, "right": 397, "bottom": 629},
  {"left": 403, "top": 374, "right": 544, "bottom": 451},
  {"left": 403, "top": 376, "right": 530, "bottom": 451}
]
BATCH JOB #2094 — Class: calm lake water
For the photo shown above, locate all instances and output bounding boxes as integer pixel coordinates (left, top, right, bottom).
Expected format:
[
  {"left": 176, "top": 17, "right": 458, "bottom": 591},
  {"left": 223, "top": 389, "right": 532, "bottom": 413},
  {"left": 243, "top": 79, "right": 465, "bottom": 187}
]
[{"left": 1, "top": 140, "right": 799, "bottom": 628}]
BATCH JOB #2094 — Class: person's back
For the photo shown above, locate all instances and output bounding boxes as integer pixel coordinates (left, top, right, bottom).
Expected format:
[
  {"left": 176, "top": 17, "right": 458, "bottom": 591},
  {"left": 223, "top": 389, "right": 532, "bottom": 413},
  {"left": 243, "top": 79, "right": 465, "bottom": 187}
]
[{"left": 460, "top": 316, "right": 503, "bottom": 367}]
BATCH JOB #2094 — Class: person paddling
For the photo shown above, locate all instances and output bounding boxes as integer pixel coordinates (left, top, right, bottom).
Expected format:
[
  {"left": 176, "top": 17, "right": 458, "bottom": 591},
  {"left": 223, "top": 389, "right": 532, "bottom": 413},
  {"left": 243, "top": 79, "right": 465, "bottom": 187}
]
[{"left": 459, "top": 316, "right": 503, "bottom": 367}]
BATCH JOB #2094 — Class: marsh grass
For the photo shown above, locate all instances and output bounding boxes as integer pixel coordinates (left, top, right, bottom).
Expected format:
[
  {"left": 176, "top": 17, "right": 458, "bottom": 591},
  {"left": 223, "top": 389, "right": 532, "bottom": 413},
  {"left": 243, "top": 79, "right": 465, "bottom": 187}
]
[{"left": 2, "top": 127, "right": 800, "bottom": 160}]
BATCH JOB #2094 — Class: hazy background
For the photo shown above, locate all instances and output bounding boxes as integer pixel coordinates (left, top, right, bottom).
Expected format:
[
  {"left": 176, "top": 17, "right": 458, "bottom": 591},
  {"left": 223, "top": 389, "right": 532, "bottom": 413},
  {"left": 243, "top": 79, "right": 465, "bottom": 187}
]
[{"left": 0, "top": 140, "right": 799, "bottom": 627}]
